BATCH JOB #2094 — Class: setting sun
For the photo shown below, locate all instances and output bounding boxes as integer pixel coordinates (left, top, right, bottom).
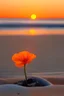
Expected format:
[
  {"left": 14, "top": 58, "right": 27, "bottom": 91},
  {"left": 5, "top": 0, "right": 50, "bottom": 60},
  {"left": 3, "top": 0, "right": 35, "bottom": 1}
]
[{"left": 31, "top": 14, "right": 36, "bottom": 20}]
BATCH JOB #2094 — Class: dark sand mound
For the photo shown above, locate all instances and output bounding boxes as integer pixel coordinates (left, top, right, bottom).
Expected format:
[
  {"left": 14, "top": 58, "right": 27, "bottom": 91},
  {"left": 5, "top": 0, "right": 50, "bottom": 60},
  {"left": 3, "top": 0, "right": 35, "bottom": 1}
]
[{"left": 0, "top": 76, "right": 64, "bottom": 85}]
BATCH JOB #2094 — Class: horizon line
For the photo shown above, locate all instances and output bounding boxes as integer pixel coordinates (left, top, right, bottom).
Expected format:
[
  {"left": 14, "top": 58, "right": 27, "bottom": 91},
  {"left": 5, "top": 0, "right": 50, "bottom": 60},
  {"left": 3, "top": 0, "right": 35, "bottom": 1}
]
[{"left": 0, "top": 18, "right": 64, "bottom": 20}]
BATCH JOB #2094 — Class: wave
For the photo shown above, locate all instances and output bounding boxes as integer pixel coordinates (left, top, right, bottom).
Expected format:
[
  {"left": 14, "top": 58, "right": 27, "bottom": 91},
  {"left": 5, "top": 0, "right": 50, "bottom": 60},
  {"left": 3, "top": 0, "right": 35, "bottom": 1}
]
[
  {"left": 0, "top": 23, "right": 64, "bottom": 28},
  {"left": 0, "top": 19, "right": 64, "bottom": 28}
]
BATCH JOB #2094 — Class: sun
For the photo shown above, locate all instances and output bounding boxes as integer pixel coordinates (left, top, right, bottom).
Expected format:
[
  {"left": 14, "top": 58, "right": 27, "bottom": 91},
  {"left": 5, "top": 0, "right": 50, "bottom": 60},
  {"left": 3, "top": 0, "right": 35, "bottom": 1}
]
[{"left": 31, "top": 14, "right": 36, "bottom": 20}]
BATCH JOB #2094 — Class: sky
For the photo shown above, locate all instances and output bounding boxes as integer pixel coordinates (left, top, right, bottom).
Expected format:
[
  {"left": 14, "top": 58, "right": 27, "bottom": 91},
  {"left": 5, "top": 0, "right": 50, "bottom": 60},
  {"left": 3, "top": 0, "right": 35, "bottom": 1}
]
[{"left": 0, "top": 0, "right": 64, "bottom": 19}]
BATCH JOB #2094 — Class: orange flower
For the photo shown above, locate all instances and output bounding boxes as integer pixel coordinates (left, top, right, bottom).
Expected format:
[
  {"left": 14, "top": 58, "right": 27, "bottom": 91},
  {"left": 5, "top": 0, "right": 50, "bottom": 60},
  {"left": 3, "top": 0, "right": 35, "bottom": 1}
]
[{"left": 12, "top": 51, "right": 36, "bottom": 68}]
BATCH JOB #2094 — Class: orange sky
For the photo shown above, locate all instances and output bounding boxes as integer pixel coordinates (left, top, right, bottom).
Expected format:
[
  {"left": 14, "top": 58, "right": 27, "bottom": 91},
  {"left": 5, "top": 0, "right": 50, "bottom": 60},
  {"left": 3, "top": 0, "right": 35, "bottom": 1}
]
[{"left": 0, "top": 0, "right": 64, "bottom": 18}]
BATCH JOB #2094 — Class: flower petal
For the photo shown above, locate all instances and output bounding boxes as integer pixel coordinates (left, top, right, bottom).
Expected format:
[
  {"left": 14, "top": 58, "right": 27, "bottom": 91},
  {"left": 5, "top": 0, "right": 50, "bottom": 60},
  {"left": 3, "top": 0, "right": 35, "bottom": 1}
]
[
  {"left": 12, "top": 53, "right": 20, "bottom": 62},
  {"left": 15, "top": 61, "right": 24, "bottom": 68},
  {"left": 12, "top": 51, "right": 36, "bottom": 68},
  {"left": 18, "top": 51, "right": 29, "bottom": 59},
  {"left": 27, "top": 53, "right": 36, "bottom": 63},
  {"left": 18, "top": 51, "right": 29, "bottom": 63}
]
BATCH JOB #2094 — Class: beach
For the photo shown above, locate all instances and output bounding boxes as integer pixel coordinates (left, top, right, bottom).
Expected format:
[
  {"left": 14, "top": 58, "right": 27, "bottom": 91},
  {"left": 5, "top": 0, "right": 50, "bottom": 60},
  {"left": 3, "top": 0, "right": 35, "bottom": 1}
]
[
  {"left": 0, "top": 27, "right": 64, "bottom": 96},
  {"left": 0, "top": 28, "right": 64, "bottom": 76}
]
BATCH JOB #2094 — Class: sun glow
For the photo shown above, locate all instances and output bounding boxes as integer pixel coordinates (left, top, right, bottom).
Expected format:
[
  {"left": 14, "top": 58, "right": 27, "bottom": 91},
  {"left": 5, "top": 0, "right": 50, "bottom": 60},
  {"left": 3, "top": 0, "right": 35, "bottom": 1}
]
[
  {"left": 29, "top": 29, "right": 36, "bottom": 35},
  {"left": 31, "top": 14, "right": 36, "bottom": 20}
]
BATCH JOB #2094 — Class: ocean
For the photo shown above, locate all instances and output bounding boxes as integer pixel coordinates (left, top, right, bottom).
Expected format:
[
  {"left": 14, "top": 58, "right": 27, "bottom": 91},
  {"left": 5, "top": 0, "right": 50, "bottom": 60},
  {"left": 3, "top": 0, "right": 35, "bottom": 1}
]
[{"left": 0, "top": 19, "right": 64, "bottom": 77}]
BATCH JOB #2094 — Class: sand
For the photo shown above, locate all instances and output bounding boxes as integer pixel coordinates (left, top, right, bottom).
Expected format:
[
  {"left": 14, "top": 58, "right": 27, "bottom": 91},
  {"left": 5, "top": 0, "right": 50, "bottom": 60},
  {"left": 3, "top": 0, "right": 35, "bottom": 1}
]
[
  {"left": 0, "top": 78, "right": 64, "bottom": 96},
  {"left": 0, "top": 75, "right": 64, "bottom": 85},
  {"left": 0, "top": 34, "right": 64, "bottom": 74}
]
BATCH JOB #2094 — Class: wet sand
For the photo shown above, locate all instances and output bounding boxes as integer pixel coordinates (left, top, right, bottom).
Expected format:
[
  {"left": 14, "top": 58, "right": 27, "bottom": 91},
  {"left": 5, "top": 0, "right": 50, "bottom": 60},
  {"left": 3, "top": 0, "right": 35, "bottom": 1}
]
[
  {"left": 0, "top": 28, "right": 64, "bottom": 79},
  {"left": 0, "top": 34, "right": 64, "bottom": 75}
]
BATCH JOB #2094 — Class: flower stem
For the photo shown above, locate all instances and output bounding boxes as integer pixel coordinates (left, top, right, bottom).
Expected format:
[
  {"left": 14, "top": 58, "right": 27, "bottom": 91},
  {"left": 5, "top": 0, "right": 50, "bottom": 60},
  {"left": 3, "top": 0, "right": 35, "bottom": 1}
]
[{"left": 24, "top": 64, "right": 27, "bottom": 85}]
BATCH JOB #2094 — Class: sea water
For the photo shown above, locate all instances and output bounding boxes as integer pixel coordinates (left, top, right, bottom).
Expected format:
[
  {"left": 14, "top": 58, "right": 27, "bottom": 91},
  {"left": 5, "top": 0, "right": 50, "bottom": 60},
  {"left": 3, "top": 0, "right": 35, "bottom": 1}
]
[{"left": 0, "top": 19, "right": 64, "bottom": 78}]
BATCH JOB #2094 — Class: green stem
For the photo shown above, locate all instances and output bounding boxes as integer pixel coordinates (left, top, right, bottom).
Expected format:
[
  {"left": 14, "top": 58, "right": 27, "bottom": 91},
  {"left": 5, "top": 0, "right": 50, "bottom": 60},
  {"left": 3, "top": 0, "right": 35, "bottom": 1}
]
[{"left": 24, "top": 64, "right": 27, "bottom": 85}]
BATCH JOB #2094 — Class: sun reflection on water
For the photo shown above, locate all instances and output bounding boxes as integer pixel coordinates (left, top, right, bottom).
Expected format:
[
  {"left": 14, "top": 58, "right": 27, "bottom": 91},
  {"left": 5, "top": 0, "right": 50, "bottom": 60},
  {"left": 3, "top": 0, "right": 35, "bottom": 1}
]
[
  {"left": 0, "top": 28, "right": 64, "bottom": 36},
  {"left": 29, "top": 29, "right": 37, "bottom": 35}
]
